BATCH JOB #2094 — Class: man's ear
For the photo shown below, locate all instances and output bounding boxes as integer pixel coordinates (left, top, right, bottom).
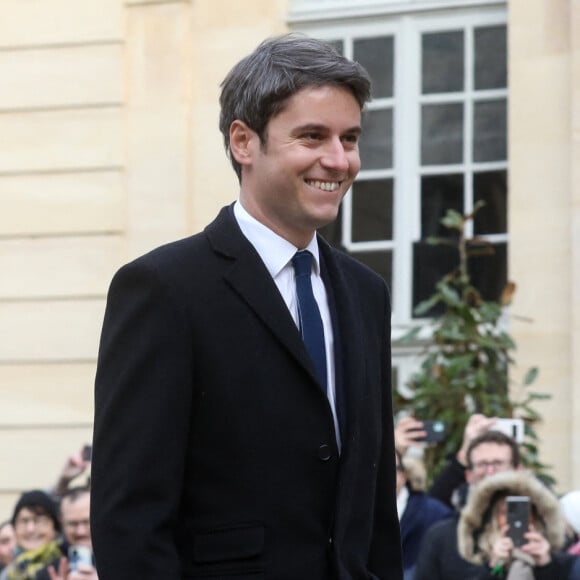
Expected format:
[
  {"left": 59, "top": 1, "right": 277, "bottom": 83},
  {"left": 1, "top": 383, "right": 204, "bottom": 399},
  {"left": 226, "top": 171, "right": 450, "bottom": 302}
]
[
  {"left": 229, "top": 120, "right": 258, "bottom": 168},
  {"left": 465, "top": 468, "right": 473, "bottom": 485}
]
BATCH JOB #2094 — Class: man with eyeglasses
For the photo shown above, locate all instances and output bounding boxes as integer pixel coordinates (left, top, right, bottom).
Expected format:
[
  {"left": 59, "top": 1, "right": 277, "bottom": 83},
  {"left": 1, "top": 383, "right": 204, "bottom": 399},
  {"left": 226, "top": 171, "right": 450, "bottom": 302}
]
[
  {"left": 413, "top": 429, "right": 523, "bottom": 580},
  {"left": 37, "top": 487, "right": 97, "bottom": 580}
]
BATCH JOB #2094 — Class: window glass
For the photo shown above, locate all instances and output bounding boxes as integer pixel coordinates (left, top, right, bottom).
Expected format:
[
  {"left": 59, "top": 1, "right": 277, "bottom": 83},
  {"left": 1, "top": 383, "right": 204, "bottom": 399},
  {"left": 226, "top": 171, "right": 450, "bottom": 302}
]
[
  {"left": 421, "top": 103, "right": 464, "bottom": 165},
  {"left": 422, "top": 31, "right": 464, "bottom": 94},
  {"left": 354, "top": 36, "right": 394, "bottom": 99},
  {"left": 421, "top": 174, "right": 464, "bottom": 238},
  {"left": 474, "top": 170, "right": 507, "bottom": 235},
  {"left": 473, "top": 99, "right": 507, "bottom": 162},
  {"left": 475, "top": 26, "right": 507, "bottom": 90},
  {"left": 352, "top": 250, "right": 392, "bottom": 287},
  {"left": 360, "top": 109, "right": 393, "bottom": 169},
  {"left": 352, "top": 179, "right": 393, "bottom": 242}
]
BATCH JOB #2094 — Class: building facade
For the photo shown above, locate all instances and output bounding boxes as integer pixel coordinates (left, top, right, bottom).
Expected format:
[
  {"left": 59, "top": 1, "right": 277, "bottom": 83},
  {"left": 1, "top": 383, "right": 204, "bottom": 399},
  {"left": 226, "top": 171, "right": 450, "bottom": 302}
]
[{"left": 0, "top": 0, "right": 578, "bottom": 516}]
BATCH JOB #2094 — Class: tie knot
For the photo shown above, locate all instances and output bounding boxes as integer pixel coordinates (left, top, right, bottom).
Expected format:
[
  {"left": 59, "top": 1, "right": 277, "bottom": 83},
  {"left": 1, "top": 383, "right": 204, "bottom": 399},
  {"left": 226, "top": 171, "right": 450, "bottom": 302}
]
[{"left": 292, "top": 251, "right": 313, "bottom": 278}]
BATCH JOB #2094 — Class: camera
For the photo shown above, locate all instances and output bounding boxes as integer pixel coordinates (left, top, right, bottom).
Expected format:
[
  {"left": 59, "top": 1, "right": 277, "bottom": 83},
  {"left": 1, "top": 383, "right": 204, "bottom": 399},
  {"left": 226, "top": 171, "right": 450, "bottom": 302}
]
[
  {"left": 414, "top": 420, "right": 446, "bottom": 443},
  {"left": 68, "top": 545, "right": 93, "bottom": 572},
  {"left": 506, "top": 495, "right": 530, "bottom": 547},
  {"left": 490, "top": 418, "right": 524, "bottom": 443}
]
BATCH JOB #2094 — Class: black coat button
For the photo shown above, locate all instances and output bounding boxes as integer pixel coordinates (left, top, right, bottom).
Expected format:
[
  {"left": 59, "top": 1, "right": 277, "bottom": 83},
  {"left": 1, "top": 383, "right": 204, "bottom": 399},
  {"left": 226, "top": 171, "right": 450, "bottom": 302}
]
[{"left": 318, "top": 444, "right": 331, "bottom": 461}]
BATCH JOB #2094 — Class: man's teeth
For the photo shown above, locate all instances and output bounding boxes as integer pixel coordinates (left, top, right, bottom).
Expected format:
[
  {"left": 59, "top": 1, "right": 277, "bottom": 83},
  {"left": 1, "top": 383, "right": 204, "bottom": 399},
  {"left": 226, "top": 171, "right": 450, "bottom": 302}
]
[{"left": 307, "top": 180, "right": 339, "bottom": 191}]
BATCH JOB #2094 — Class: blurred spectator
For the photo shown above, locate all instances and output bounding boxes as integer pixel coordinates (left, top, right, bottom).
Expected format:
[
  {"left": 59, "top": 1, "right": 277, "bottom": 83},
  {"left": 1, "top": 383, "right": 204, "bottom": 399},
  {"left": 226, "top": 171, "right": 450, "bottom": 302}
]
[
  {"left": 457, "top": 470, "right": 578, "bottom": 579},
  {"left": 414, "top": 430, "right": 522, "bottom": 580},
  {"left": 37, "top": 486, "right": 97, "bottom": 580},
  {"left": 396, "top": 451, "right": 452, "bottom": 580},
  {"left": 0, "top": 522, "right": 15, "bottom": 573},
  {"left": 50, "top": 447, "right": 91, "bottom": 499},
  {"left": 429, "top": 413, "right": 499, "bottom": 510},
  {"left": 560, "top": 490, "right": 580, "bottom": 555},
  {"left": 0, "top": 491, "right": 63, "bottom": 580}
]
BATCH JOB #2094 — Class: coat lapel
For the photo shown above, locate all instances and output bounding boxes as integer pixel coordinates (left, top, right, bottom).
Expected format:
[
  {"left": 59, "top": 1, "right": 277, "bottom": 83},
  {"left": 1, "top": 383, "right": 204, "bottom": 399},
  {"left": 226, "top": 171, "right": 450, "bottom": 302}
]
[{"left": 204, "top": 206, "right": 321, "bottom": 387}]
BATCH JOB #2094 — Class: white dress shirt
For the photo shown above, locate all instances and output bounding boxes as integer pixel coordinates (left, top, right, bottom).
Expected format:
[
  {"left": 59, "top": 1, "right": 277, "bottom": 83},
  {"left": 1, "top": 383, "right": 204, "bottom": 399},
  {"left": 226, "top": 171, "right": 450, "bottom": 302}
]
[{"left": 233, "top": 201, "right": 340, "bottom": 447}]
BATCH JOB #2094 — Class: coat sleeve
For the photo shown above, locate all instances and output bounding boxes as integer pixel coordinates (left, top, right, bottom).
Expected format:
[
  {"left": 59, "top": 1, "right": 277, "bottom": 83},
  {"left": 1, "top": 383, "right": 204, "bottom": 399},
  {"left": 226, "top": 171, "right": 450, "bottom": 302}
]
[
  {"left": 90, "top": 260, "right": 194, "bottom": 579},
  {"left": 367, "top": 282, "right": 404, "bottom": 579}
]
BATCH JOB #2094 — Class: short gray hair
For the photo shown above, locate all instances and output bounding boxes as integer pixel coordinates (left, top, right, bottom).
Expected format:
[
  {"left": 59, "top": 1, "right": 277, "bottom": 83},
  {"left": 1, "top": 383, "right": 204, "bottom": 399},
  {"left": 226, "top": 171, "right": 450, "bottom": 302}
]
[{"left": 219, "top": 33, "right": 372, "bottom": 181}]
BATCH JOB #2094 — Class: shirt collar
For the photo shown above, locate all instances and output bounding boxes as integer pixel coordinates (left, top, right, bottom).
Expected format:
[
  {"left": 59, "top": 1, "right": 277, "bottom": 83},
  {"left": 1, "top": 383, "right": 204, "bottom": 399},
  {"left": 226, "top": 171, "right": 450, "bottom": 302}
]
[{"left": 233, "top": 200, "right": 321, "bottom": 277}]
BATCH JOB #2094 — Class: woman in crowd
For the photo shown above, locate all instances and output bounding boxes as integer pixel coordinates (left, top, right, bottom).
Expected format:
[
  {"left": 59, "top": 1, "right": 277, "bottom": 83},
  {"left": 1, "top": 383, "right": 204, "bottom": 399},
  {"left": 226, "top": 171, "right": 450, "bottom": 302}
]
[
  {"left": 0, "top": 491, "right": 63, "bottom": 580},
  {"left": 458, "top": 470, "right": 580, "bottom": 579}
]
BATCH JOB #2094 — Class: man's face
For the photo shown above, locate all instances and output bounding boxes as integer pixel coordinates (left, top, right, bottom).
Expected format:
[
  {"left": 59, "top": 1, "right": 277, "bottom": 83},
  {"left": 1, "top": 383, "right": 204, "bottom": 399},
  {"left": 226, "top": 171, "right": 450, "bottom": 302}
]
[
  {"left": 0, "top": 523, "right": 15, "bottom": 566},
  {"left": 466, "top": 442, "right": 515, "bottom": 485},
  {"left": 237, "top": 84, "right": 362, "bottom": 248},
  {"left": 61, "top": 492, "right": 91, "bottom": 548}
]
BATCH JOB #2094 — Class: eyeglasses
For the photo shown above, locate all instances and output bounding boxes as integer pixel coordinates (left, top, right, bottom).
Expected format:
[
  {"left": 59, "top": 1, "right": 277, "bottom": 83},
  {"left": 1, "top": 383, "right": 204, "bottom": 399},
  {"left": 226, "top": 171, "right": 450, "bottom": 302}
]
[
  {"left": 470, "top": 460, "right": 511, "bottom": 472},
  {"left": 64, "top": 519, "right": 90, "bottom": 531},
  {"left": 14, "top": 515, "right": 52, "bottom": 529}
]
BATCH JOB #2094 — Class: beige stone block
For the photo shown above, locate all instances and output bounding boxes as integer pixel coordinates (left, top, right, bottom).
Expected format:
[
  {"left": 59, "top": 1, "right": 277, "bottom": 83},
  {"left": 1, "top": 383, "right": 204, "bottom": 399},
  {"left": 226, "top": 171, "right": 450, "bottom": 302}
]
[
  {"left": 0, "top": 108, "right": 123, "bottom": 173},
  {"left": 0, "top": 427, "right": 93, "bottom": 500},
  {"left": 125, "top": 2, "right": 192, "bottom": 257},
  {"left": 0, "top": 235, "right": 123, "bottom": 299},
  {"left": 0, "top": 299, "right": 105, "bottom": 362},
  {"left": 0, "top": 363, "right": 95, "bottom": 425},
  {"left": 0, "top": 171, "right": 126, "bottom": 236},
  {"left": 0, "top": 44, "right": 123, "bottom": 110},
  {"left": 0, "top": 0, "right": 122, "bottom": 47}
]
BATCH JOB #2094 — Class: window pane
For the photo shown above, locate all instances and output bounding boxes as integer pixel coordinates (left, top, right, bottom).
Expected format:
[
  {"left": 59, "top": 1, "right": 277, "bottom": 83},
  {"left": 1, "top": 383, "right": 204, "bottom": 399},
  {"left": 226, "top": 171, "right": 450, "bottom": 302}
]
[
  {"left": 421, "top": 174, "right": 464, "bottom": 238},
  {"left": 421, "top": 103, "right": 463, "bottom": 165},
  {"left": 318, "top": 204, "right": 343, "bottom": 247},
  {"left": 326, "top": 39, "right": 344, "bottom": 56},
  {"left": 352, "top": 250, "right": 392, "bottom": 287},
  {"left": 354, "top": 36, "right": 394, "bottom": 99},
  {"left": 474, "top": 26, "right": 507, "bottom": 90},
  {"left": 473, "top": 99, "right": 507, "bottom": 162},
  {"left": 352, "top": 179, "right": 393, "bottom": 242},
  {"left": 468, "top": 242, "right": 507, "bottom": 302},
  {"left": 474, "top": 170, "right": 507, "bottom": 235},
  {"left": 360, "top": 108, "right": 393, "bottom": 169},
  {"left": 422, "top": 31, "right": 464, "bottom": 94}
]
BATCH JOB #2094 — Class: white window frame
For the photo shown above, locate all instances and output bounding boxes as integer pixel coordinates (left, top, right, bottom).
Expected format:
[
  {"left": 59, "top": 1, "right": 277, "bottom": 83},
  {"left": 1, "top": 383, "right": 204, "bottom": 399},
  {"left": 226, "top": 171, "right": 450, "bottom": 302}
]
[{"left": 289, "top": 2, "right": 508, "bottom": 386}]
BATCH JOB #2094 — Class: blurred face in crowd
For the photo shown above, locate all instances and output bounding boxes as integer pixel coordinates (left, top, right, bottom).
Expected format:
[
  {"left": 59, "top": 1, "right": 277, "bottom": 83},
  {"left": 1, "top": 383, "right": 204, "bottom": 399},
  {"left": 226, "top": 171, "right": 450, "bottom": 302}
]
[
  {"left": 0, "top": 522, "right": 16, "bottom": 566},
  {"left": 61, "top": 492, "right": 91, "bottom": 548},
  {"left": 466, "top": 442, "right": 515, "bottom": 486},
  {"left": 13, "top": 507, "right": 57, "bottom": 552}
]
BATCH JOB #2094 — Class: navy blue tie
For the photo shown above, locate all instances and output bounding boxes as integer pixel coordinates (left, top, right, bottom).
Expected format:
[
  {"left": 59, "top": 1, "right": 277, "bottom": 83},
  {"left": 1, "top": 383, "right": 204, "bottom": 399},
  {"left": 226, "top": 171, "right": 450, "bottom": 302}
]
[{"left": 292, "top": 251, "right": 327, "bottom": 392}]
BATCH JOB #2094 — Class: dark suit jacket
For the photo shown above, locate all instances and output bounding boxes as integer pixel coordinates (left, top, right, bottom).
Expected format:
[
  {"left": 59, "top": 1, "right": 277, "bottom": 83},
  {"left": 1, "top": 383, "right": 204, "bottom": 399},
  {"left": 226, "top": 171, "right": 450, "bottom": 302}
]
[{"left": 90, "top": 205, "right": 403, "bottom": 580}]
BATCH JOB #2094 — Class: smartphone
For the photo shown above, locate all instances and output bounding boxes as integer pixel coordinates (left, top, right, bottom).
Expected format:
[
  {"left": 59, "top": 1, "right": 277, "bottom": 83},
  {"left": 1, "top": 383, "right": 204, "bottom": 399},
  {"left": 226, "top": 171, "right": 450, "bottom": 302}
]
[
  {"left": 414, "top": 420, "right": 446, "bottom": 443},
  {"left": 491, "top": 418, "right": 525, "bottom": 443},
  {"left": 506, "top": 495, "right": 530, "bottom": 547},
  {"left": 82, "top": 444, "right": 92, "bottom": 462},
  {"left": 68, "top": 545, "right": 93, "bottom": 571}
]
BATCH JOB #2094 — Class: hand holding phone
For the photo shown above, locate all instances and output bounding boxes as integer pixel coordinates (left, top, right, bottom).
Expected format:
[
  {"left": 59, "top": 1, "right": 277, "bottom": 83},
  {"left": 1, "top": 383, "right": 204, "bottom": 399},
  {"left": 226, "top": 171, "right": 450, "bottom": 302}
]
[{"left": 414, "top": 420, "right": 446, "bottom": 443}]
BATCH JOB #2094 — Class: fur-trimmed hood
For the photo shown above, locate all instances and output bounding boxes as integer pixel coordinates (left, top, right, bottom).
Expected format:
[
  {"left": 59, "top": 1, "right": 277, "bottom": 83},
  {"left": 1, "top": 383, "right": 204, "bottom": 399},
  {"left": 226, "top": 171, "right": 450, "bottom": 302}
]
[{"left": 458, "top": 470, "right": 565, "bottom": 565}]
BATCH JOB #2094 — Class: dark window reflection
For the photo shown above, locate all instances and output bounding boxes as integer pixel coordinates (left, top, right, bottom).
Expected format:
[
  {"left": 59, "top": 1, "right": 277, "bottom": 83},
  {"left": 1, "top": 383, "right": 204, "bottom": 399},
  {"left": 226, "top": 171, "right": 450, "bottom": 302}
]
[
  {"left": 473, "top": 100, "right": 507, "bottom": 162},
  {"left": 421, "top": 103, "right": 464, "bottom": 165},
  {"left": 421, "top": 174, "right": 464, "bottom": 238},
  {"left": 474, "top": 26, "right": 507, "bottom": 90},
  {"left": 352, "top": 250, "right": 392, "bottom": 288},
  {"left": 354, "top": 36, "right": 394, "bottom": 99},
  {"left": 422, "top": 31, "right": 464, "bottom": 94},
  {"left": 352, "top": 179, "right": 393, "bottom": 242},
  {"left": 474, "top": 171, "right": 507, "bottom": 235},
  {"left": 360, "top": 109, "right": 393, "bottom": 169}
]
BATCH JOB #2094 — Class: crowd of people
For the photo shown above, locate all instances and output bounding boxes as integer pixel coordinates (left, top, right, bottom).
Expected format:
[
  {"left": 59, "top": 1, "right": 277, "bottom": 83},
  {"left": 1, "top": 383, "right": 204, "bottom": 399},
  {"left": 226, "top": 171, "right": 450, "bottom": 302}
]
[
  {"left": 0, "top": 447, "right": 96, "bottom": 580},
  {"left": 0, "top": 414, "right": 579, "bottom": 579},
  {"left": 395, "top": 413, "right": 580, "bottom": 580}
]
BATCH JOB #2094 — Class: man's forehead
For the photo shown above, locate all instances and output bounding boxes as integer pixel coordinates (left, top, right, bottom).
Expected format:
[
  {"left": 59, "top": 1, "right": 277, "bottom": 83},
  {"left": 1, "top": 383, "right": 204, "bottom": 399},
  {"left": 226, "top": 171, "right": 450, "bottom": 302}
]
[{"left": 471, "top": 442, "right": 513, "bottom": 460}]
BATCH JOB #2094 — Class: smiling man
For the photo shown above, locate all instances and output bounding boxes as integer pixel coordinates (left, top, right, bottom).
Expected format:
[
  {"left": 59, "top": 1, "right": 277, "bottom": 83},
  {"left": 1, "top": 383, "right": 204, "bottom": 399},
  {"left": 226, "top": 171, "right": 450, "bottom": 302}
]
[{"left": 91, "top": 34, "right": 402, "bottom": 580}]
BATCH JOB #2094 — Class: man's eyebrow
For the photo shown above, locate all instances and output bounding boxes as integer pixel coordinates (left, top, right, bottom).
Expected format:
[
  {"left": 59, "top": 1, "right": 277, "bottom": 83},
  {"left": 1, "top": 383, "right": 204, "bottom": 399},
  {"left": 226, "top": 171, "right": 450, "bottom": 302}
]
[{"left": 292, "top": 123, "right": 362, "bottom": 135}]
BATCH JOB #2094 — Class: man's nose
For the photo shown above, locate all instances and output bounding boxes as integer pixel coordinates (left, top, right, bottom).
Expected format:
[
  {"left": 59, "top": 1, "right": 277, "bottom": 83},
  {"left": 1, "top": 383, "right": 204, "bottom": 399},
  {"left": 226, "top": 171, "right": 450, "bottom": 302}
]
[{"left": 320, "top": 137, "right": 350, "bottom": 172}]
